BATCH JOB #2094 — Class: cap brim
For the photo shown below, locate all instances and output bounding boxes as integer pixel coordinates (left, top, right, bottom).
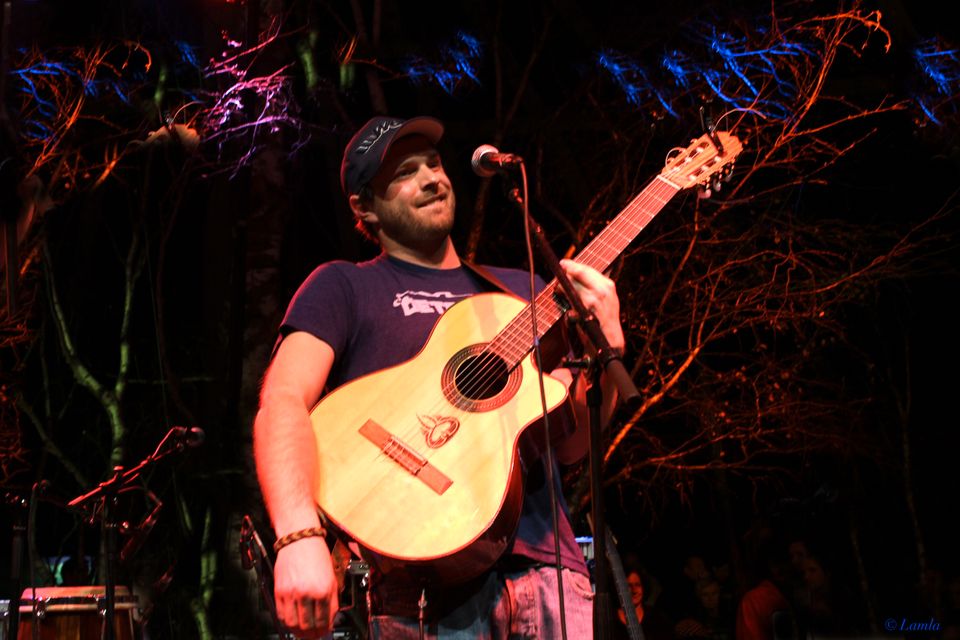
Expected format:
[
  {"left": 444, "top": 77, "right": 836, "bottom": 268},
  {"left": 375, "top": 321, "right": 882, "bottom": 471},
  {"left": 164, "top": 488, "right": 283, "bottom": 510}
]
[{"left": 378, "top": 117, "right": 444, "bottom": 161}]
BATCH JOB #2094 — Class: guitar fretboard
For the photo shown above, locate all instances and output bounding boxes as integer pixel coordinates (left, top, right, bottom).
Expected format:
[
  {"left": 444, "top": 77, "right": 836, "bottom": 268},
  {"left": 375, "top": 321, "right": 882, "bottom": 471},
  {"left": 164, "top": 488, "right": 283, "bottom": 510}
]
[{"left": 488, "top": 176, "right": 681, "bottom": 367}]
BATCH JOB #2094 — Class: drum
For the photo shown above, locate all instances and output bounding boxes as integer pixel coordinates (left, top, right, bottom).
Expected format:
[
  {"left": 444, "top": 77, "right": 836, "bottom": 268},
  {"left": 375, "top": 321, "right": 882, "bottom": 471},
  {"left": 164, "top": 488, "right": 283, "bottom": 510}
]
[{"left": 17, "top": 586, "right": 139, "bottom": 640}]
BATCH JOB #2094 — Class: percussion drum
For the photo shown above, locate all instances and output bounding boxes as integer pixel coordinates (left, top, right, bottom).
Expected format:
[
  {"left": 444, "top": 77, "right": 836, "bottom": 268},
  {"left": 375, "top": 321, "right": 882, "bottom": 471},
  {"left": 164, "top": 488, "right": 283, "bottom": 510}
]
[{"left": 17, "top": 586, "right": 139, "bottom": 640}]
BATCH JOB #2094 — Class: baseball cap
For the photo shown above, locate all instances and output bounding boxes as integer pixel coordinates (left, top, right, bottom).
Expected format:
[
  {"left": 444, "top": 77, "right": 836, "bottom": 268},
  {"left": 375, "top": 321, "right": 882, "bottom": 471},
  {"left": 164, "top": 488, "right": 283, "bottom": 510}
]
[{"left": 340, "top": 115, "right": 444, "bottom": 195}]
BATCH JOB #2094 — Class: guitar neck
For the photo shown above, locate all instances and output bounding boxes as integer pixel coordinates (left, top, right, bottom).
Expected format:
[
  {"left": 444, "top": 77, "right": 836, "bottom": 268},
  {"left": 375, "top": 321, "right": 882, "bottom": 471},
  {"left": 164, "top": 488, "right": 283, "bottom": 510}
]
[{"left": 489, "top": 176, "right": 681, "bottom": 368}]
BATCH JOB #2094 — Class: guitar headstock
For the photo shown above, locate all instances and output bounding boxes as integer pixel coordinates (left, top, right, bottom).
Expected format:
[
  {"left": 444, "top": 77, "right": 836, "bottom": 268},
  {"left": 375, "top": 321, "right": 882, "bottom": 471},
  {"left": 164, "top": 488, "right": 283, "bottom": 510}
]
[{"left": 660, "top": 132, "right": 742, "bottom": 191}]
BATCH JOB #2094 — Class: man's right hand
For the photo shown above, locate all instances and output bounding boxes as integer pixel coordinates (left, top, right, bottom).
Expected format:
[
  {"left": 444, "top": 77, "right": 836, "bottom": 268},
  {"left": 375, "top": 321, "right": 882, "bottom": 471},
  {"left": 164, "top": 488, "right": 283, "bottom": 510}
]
[{"left": 273, "top": 536, "right": 339, "bottom": 638}]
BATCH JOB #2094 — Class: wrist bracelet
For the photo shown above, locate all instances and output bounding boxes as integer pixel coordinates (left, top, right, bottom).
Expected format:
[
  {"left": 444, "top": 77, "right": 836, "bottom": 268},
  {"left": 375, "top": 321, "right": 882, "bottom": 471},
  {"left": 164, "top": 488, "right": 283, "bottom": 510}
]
[{"left": 273, "top": 526, "right": 327, "bottom": 553}]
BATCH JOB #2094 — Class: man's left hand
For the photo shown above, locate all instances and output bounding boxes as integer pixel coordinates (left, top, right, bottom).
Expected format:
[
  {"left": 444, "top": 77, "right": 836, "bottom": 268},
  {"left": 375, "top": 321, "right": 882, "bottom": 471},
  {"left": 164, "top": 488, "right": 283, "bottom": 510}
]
[{"left": 559, "top": 259, "right": 625, "bottom": 353}]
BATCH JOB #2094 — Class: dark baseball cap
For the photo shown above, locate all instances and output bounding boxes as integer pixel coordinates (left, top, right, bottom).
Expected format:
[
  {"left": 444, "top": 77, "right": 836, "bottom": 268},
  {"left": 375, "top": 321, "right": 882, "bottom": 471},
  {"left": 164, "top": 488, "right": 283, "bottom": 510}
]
[{"left": 340, "top": 115, "right": 444, "bottom": 195}]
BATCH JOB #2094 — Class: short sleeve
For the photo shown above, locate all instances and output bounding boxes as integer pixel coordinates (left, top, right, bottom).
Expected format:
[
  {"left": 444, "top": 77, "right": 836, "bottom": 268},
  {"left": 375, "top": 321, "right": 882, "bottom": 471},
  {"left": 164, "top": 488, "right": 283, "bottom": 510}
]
[{"left": 279, "top": 261, "right": 357, "bottom": 360}]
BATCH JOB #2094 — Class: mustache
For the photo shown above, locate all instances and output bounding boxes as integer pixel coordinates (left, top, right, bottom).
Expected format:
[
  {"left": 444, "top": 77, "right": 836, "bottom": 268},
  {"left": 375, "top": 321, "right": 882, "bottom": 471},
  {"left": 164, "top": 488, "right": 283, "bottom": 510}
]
[{"left": 417, "top": 192, "right": 448, "bottom": 206}]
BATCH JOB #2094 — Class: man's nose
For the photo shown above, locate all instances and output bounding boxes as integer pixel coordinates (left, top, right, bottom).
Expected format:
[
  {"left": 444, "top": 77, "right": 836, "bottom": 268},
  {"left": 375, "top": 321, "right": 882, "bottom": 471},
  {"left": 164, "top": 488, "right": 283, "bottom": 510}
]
[{"left": 417, "top": 164, "right": 441, "bottom": 187}]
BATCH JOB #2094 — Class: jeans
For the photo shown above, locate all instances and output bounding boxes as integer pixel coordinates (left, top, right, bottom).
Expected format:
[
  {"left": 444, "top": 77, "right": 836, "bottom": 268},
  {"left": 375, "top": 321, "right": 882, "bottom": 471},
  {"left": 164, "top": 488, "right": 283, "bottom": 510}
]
[{"left": 369, "top": 566, "right": 594, "bottom": 639}]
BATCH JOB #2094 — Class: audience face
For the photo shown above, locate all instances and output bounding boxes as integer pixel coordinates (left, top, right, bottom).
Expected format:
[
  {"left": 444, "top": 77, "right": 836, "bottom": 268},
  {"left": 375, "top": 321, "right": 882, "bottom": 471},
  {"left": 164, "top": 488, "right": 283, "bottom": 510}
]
[
  {"left": 789, "top": 540, "right": 810, "bottom": 572},
  {"left": 627, "top": 571, "right": 644, "bottom": 607},
  {"left": 948, "top": 575, "right": 960, "bottom": 611},
  {"left": 684, "top": 555, "right": 709, "bottom": 581},
  {"left": 802, "top": 557, "right": 828, "bottom": 590},
  {"left": 697, "top": 580, "right": 721, "bottom": 612},
  {"left": 714, "top": 562, "right": 731, "bottom": 583}
]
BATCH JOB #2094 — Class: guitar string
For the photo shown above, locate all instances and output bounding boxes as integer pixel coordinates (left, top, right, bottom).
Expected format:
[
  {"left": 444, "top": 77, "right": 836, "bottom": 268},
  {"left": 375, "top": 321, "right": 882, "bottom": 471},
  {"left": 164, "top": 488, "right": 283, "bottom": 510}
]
[
  {"left": 374, "top": 138, "right": 730, "bottom": 459},
  {"left": 348, "top": 163, "right": 714, "bottom": 537},
  {"left": 426, "top": 182, "right": 670, "bottom": 420},
  {"left": 385, "top": 143, "right": 730, "bottom": 455},
  {"left": 372, "top": 178, "right": 678, "bottom": 464},
  {"left": 443, "top": 179, "right": 677, "bottom": 406},
  {"left": 338, "top": 141, "right": 731, "bottom": 540},
  {"left": 440, "top": 136, "right": 732, "bottom": 415},
  {"left": 410, "top": 148, "right": 718, "bottom": 442},
  {"left": 378, "top": 179, "right": 680, "bottom": 460}
]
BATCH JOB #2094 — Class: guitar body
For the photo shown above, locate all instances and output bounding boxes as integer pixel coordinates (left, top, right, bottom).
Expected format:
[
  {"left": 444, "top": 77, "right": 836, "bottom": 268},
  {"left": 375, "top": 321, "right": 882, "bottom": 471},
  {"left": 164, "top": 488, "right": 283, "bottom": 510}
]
[{"left": 310, "top": 292, "right": 568, "bottom": 583}]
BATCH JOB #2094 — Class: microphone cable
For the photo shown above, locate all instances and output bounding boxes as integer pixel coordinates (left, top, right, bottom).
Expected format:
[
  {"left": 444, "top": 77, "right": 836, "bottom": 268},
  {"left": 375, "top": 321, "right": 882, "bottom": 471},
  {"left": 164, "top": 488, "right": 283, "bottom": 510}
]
[{"left": 516, "top": 160, "right": 570, "bottom": 640}]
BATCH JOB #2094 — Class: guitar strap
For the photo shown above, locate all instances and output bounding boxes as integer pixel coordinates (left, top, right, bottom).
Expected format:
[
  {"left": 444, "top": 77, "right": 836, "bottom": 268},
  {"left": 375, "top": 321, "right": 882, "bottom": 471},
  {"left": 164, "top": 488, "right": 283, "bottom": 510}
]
[
  {"left": 463, "top": 259, "right": 570, "bottom": 370},
  {"left": 461, "top": 260, "right": 516, "bottom": 295},
  {"left": 462, "top": 258, "right": 575, "bottom": 467},
  {"left": 466, "top": 259, "right": 577, "bottom": 378}
]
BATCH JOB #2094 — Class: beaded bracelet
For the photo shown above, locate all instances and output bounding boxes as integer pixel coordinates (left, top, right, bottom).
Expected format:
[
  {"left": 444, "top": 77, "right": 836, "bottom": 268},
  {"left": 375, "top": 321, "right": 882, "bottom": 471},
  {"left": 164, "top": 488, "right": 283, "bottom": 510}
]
[{"left": 273, "top": 526, "right": 327, "bottom": 553}]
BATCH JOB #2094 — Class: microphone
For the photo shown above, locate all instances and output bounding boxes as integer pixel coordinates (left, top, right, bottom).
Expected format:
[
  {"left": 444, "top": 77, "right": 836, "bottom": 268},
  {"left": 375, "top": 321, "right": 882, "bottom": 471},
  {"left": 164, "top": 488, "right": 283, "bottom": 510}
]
[
  {"left": 170, "top": 426, "right": 206, "bottom": 448},
  {"left": 471, "top": 144, "right": 523, "bottom": 177}
]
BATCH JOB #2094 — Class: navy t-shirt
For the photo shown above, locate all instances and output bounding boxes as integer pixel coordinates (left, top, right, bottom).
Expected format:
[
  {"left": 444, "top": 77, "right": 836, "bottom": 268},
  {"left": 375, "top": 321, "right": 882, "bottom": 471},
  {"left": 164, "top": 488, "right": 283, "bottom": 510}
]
[{"left": 280, "top": 253, "right": 588, "bottom": 575}]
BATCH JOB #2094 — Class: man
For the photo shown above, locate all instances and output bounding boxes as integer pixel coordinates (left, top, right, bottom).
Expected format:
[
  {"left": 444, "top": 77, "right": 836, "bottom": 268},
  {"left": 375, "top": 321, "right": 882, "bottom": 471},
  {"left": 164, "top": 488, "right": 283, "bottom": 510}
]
[{"left": 253, "top": 115, "right": 625, "bottom": 638}]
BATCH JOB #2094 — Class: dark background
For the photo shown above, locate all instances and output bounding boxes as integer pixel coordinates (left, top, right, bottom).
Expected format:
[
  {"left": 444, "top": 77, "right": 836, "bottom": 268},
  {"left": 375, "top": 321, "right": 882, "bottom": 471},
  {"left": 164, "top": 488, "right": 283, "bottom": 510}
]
[{"left": 2, "top": 0, "right": 959, "bottom": 637}]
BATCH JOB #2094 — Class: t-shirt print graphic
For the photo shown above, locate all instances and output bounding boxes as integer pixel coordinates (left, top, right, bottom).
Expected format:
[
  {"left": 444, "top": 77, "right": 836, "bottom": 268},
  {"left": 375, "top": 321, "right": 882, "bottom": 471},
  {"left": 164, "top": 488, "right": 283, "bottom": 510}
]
[{"left": 392, "top": 290, "right": 471, "bottom": 316}]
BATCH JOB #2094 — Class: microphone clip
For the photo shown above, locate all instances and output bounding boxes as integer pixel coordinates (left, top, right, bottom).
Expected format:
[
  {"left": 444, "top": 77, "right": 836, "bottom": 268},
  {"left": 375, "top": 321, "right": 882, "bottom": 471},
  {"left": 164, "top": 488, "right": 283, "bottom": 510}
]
[{"left": 169, "top": 426, "right": 206, "bottom": 450}]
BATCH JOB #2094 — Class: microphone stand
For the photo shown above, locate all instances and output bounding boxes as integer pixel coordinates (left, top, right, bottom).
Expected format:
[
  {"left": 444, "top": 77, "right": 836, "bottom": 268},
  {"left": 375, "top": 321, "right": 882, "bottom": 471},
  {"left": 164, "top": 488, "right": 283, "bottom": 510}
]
[
  {"left": 65, "top": 427, "right": 199, "bottom": 640},
  {"left": 239, "top": 515, "right": 294, "bottom": 640},
  {"left": 504, "top": 182, "right": 640, "bottom": 640},
  {"left": 4, "top": 490, "right": 27, "bottom": 639}
]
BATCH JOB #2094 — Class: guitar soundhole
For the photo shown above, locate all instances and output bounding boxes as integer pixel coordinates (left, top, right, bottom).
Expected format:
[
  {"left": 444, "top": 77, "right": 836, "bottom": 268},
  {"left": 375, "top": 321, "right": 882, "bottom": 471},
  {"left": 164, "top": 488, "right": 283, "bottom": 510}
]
[
  {"left": 442, "top": 345, "right": 521, "bottom": 412},
  {"left": 456, "top": 354, "right": 509, "bottom": 400}
]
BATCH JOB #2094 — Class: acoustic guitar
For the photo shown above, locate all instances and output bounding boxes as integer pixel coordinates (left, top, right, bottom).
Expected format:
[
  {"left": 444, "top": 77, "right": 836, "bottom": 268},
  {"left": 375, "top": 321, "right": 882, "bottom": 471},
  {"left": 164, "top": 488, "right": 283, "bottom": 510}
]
[{"left": 309, "top": 132, "right": 742, "bottom": 583}]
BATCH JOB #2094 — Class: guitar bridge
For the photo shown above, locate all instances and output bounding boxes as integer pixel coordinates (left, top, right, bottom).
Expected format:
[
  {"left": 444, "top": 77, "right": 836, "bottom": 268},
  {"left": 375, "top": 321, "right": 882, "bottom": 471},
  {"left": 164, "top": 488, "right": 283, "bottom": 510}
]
[{"left": 358, "top": 420, "right": 453, "bottom": 495}]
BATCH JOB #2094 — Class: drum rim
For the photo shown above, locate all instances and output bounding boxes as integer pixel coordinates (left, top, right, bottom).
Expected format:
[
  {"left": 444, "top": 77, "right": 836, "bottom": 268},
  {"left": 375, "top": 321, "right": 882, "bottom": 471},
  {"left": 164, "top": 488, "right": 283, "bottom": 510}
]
[{"left": 18, "top": 595, "right": 138, "bottom": 612}]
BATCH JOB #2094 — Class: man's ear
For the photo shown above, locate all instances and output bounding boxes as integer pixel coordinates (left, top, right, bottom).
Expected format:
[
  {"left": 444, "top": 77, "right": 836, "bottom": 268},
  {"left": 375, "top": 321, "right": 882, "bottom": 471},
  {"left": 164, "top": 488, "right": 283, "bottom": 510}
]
[{"left": 348, "top": 193, "right": 378, "bottom": 227}]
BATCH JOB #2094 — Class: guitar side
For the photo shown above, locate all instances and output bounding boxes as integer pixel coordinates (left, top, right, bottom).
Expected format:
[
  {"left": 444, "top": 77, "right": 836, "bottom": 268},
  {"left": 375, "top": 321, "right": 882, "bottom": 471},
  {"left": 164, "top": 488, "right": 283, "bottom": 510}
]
[{"left": 309, "top": 292, "right": 568, "bottom": 582}]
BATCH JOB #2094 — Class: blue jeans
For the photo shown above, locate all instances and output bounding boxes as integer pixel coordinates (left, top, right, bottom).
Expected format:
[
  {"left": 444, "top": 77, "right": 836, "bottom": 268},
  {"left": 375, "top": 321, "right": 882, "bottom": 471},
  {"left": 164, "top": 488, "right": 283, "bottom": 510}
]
[{"left": 369, "top": 566, "right": 594, "bottom": 639}]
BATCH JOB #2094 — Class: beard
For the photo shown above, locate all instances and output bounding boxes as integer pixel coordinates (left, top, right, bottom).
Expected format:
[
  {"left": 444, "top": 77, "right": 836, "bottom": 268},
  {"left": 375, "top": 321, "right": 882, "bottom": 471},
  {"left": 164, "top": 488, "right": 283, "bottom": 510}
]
[{"left": 376, "top": 192, "right": 456, "bottom": 252}]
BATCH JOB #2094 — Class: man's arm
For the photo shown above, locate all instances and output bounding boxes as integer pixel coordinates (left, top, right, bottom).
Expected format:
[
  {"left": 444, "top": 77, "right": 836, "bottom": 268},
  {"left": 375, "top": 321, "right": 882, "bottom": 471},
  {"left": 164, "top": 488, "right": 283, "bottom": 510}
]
[{"left": 253, "top": 331, "right": 338, "bottom": 638}]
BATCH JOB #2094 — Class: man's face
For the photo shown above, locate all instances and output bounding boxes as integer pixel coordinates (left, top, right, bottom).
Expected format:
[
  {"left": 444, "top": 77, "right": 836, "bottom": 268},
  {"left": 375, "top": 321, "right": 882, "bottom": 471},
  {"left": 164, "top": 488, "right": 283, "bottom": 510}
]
[{"left": 366, "top": 135, "right": 456, "bottom": 250}]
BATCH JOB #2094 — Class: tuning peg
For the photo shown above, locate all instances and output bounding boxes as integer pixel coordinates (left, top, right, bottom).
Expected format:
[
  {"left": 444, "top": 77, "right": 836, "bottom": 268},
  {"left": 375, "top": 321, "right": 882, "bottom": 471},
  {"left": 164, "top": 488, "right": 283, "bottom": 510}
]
[{"left": 699, "top": 187, "right": 712, "bottom": 199}]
